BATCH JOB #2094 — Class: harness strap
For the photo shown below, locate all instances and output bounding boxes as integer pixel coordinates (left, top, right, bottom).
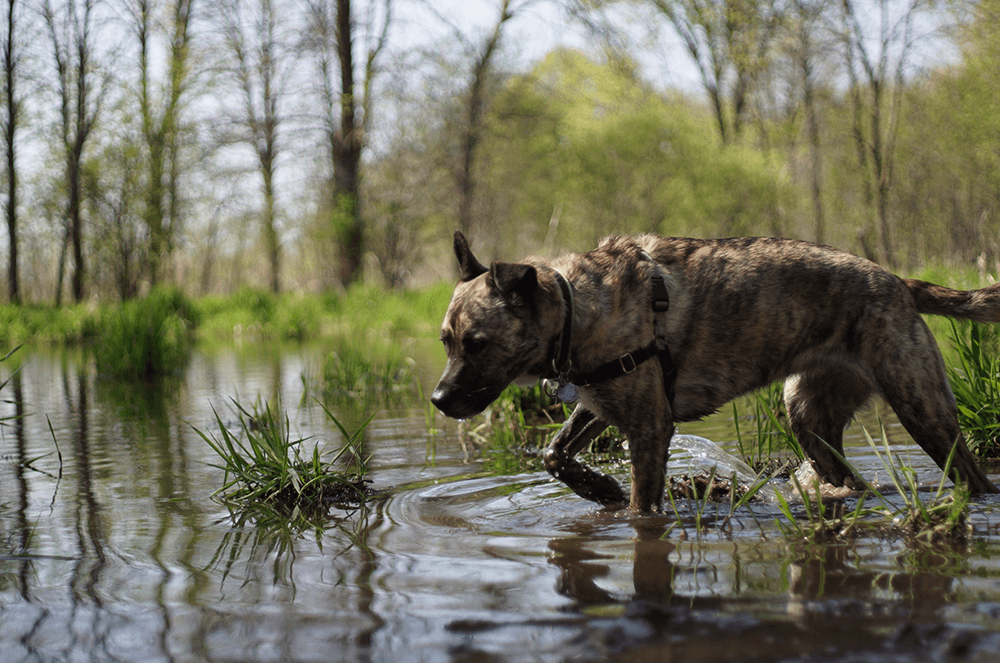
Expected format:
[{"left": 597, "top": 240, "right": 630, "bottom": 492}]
[
  {"left": 575, "top": 341, "right": 658, "bottom": 386},
  {"left": 544, "top": 260, "right": 679, "bottom": 408},
  {"left": 650, "top": 274, "right": 678, "bottom": 405},
  {"left": 573, "top": 272, "right": 677, "bottom": 406}
]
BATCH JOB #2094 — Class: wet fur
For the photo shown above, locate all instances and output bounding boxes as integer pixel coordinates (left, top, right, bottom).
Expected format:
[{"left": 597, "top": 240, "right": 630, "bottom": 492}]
[{"left": 432, "top": 232, "right": 1000, "bottom": 512}]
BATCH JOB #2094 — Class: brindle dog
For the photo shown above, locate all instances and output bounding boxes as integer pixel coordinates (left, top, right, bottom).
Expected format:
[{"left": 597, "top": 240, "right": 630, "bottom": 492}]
[{"left": 431, "top": 231, "right": 1000, "bottom": 512}]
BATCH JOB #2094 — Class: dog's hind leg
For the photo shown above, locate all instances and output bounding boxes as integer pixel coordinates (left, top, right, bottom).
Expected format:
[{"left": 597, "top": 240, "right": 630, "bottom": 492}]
[
  {"left": 784, "top": 369, "right": 872, "bottom": 488},
  {"left": 874, "top": 338, "right": 999, "bottom": 494},
  {"left": 543, "top": 405, "right": 628, "bottom": 507}
]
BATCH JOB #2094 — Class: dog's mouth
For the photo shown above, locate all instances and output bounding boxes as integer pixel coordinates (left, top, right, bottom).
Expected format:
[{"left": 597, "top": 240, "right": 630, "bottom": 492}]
[{"left": 430, "top": 384, "right": 500, "bottom": 419}]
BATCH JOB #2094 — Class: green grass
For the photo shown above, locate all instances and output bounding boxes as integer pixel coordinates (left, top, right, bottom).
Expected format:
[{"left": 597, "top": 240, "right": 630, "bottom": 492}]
[
  {"left": 858, "top": 421, "right": 974, "bottom": 545},
  {"left": 768, "top": 423, "right": 975, "bottom": 548},
  {"left": 197, "top": 288, "right": 330, "bottom": 342},
  {"left": 195, "top": 396, "right": 376, "bottom": 519},
  {"left": 0, "top": 303, "right": 98, "bottom": 346},
  {"left": 0, "top": 281, "right": 453, "bottom": 349},
  {"left": 320, "top": 340, "right": 417, "bottom": 402},
  {"left": 945, "top": 320, "right": 1000, "bottom": 459},
  {"left": 733, "top": 382, "right": 804, "bottom": 472},
  {"left": 94, "top": 287, "right": 196, "bottom": 379}
]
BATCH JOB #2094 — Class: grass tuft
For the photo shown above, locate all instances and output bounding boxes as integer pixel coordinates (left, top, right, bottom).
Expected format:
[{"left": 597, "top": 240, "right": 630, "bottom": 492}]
[
  {"left": 194, "top": 396, "right": 377, "bottom": 519},
  {"left": 774, "top": 473, "right": 874, "bottom": 545},
  {"left": 859, "top": 422, "right": 974, "bottom": 545},
  {"left": 946, "top": 320, "right": 1000, "bottom": 459},
  {"left": 733, "top": 382, "right": 803, "bottom": 473},
  {"left": 95, "top": 288, "right": 196, "bottom": 379},
  {"left": 768, "top": 423, "right": 975, "bottom": 547},
  {"left": 320, "top": 341, "right": 416, "bottom": 401}
]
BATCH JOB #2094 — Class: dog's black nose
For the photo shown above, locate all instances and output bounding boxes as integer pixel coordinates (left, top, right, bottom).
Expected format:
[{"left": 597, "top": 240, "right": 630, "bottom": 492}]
[{"left": 430, "top": 386, "right": 453, "bottom": 413}]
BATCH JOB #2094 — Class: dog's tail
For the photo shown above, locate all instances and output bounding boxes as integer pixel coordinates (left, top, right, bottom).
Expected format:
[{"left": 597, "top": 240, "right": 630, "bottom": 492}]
[{"left": 904, "top": 279, "right": 1000, "bottom": 323}]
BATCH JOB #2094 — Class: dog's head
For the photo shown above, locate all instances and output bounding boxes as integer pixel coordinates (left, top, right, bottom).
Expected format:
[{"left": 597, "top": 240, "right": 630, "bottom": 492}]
[{"left": 431, "top": 231, "right": 560, "bottom": 419}]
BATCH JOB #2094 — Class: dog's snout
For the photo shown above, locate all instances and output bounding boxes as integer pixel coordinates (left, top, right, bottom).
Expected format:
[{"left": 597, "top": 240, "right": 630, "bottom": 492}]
[
  {"left": 430, "top": 380, "right": 492, "bottom": 419},
  {"left": 430, "top": 385, "right": 453, "bottom": 413}
]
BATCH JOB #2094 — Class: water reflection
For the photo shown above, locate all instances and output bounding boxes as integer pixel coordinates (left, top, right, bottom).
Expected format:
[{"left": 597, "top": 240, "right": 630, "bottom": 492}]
[
  {"left": 545, "top": 520, "right": 988, "bottom": 662},
  {"left": 548, "top": 523, "right": 679, "bottom": 607}
]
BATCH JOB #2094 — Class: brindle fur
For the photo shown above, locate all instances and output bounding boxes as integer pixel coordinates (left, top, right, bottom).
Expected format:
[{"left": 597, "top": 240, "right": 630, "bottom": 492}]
[{"left": 431, "top": 231, "right": 1000, "bottom": 512}]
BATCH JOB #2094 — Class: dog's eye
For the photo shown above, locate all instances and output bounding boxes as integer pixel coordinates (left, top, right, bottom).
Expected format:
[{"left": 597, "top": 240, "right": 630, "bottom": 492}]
[
  {"left": 462, "top": 336, "right": 487, "bottom": 355},
  {"left": 440, "top": 331, "right": 455, "bottom": 352}
]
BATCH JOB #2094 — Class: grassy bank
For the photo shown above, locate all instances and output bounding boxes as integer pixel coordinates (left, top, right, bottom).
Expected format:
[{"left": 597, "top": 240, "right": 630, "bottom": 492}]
[{"left": 0, "top": 282, "right": 454, "bottom": 349}]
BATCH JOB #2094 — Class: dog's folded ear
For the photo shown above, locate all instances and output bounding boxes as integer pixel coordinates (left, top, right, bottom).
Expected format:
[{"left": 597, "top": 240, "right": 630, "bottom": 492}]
[
  {"left": 454, "top": 231, "right": 489, "bottom": 282},
  {"left": 489, "top": 262, "right": 538, "bottom": 305}
]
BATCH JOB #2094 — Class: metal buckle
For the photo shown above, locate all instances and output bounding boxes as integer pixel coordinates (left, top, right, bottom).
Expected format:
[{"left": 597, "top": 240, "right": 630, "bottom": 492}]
[{"left": 619, "top": 353, "right": 637, "bottom": 373}]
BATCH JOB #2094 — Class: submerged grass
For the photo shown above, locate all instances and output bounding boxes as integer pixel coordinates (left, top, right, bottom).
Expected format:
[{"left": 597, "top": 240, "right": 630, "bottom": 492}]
[
  {"left": 773, "top": 476, "right": 874, "bottom": 545},
  {"left": 194, "top": 396, "right": 377, "bottom": 520}
]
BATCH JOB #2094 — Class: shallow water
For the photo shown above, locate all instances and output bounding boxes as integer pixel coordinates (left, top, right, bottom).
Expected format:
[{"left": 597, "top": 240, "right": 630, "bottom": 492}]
[{"left": 2, "top": 346, "right": 1000, "bottom": 663}]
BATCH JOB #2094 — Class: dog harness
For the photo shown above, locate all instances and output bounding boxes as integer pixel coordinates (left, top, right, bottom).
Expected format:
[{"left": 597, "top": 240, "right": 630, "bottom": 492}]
[{"left": 546, "top": 262, "right": 678, "bottom": 406}]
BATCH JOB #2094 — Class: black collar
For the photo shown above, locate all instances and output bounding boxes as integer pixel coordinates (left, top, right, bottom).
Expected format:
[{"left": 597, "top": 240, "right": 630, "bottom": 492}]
[{"left": 546, "top": 259, "right": 676, "bottom": 406}]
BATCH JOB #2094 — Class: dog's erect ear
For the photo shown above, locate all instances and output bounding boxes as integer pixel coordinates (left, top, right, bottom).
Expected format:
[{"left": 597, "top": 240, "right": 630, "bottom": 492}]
[
  {"left": 489, "top": 262, "right": 538, "bottom": 303},
  {"left": 454, "top": 231, "right": 488, "bottom": 282}
]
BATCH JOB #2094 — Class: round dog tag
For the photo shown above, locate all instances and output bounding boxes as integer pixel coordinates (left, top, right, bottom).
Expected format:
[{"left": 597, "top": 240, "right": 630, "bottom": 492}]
[{"left": 556, "top": 382, "right": 579, "bottom": 403}]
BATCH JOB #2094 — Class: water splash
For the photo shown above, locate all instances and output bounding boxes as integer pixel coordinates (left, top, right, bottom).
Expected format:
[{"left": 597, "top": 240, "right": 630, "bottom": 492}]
[{"left": 671, "top": 434, "right": 778, "bottom": 500}]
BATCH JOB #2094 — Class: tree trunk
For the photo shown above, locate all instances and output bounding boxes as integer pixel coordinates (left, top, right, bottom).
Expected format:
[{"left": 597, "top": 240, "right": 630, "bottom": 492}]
[
  {"left": 69, "top": 148, "right": 85, "bottom": 302},
  {"left": 799, "top": 27, "right": 825, "bottom": 245},
  {"left": 457, "top": 0, "right": 513, "bottom": 241},
  {"left": 4, "top": 0, "right": 18, "bottom": 303},
  {"left": 334, "top": 0, "right": 363, "bottom": 286},
  {"left": 262, "top": 148, "right": 279, "bottom": 293},
  {"left": 55, "top": 222, "right": 69, "bottom": 306}
]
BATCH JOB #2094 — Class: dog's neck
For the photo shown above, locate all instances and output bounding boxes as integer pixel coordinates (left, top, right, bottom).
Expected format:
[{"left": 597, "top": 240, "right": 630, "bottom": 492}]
[
  {"left": 546, "top": 251, "right": 669, "bottom": 385},
  {"left": 550, "top": 269, "right": 575, "bottom": 379}
]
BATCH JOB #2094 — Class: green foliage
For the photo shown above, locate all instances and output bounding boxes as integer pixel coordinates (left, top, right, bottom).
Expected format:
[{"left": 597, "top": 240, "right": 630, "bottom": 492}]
[
  {"left": 95, "top": 288, "right": 196, "bottom": 380},
  {"left": 890, "top": 4, "right": 1000, "bottom": 266},
  {"left": 945, "top": 320, "right": 1000, "bottom": 458},
  {"left": 565, "top": 101, "right": 787, "bottom": 241},
  {"left": 859, "top": 422, "right": 974, "bottom": 545},
  {"left": 457, "top": 383, "right": 570, "bottom": 475},
  {"left": 733, "top": 382, "right": 803, "bottom": 471},
  {"left": 320, "top": 341, "right": 416, "bottom": 402},
  {"left": 474, "top": 49, "right": 795, "bottom": 254},
  {"left": 196, "top": 396, "right": 375, "bottom": 517},
  {"left": 0, "top": 304, "right": 99, "bottom": 346}
]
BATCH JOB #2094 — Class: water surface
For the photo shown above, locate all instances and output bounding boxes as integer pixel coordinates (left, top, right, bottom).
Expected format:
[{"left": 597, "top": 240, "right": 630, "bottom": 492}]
[{"left": 2, "top": 347, "right": 1000, "bottom": 662}]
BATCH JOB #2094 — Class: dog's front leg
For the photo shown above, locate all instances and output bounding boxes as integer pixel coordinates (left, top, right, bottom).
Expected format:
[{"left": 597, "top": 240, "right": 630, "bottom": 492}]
[
  {"left": 624, "top": 424, "right": 674, "bottom": 513},
  {"left": 543, "top": 405, "right": 628, "bottom": 507}
]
